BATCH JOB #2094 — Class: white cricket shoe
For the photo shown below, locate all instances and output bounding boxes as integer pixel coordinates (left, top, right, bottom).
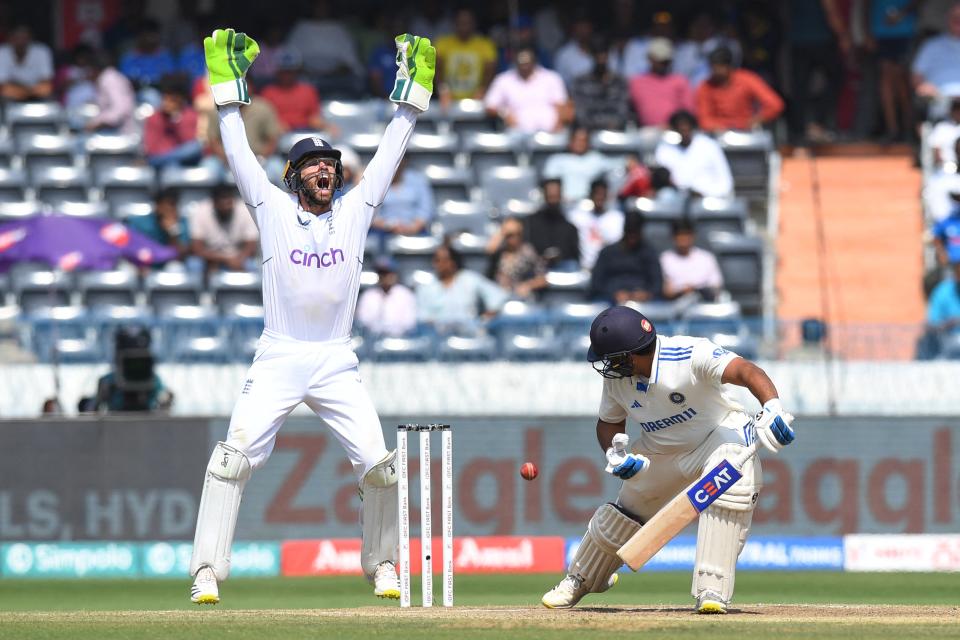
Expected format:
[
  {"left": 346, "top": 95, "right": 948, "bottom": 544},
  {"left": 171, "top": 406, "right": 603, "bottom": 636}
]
[
  {"left": 541, "top": 572, "right": 618, "bottom": 609},
  {"left": 190, "top": 566, "right": 220, "bottom": 605},
  {"left": 373, "top": 561, "right": 400, "bottom": 600},
  {"left": 695, "top": 590, "right": 728, "bottom": 614}
]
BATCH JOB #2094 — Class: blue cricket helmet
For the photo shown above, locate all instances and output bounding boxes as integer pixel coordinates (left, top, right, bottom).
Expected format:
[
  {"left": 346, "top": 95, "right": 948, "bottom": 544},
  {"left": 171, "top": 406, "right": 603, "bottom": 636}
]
[{"left": 587, "top": 305, "right": 657, "bottom": 378}]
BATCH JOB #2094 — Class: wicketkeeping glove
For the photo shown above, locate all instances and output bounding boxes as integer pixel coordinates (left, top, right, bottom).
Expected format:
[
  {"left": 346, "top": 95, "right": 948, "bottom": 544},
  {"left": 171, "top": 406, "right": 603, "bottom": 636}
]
[
  {"left": 754, "top": 399, "right": 796, "bottom": 453},
  {"left": 390, "top": 33, "right": 435, "bottom": 112},
  {"left": 203, "top": 28, "right": 260, "bottom": 106}
]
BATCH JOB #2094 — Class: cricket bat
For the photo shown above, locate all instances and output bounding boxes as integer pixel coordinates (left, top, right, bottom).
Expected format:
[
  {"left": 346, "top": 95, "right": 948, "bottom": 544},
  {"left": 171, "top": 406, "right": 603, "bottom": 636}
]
[{"left": 616, "top": 440, "right": 759, "bottom": 571}]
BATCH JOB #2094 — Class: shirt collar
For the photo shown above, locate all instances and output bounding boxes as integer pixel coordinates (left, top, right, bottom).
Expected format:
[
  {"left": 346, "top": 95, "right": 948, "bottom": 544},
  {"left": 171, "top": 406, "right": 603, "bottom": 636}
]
[{"left": 649, "top": 336, "right": 663, "bottom": 385}]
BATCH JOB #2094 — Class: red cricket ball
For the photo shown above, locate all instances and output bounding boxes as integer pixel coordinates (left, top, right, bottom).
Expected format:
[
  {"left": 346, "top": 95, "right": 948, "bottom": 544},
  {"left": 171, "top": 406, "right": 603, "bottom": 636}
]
[{"left": 520, "top": 461, "right": 538, "bottom": 481}]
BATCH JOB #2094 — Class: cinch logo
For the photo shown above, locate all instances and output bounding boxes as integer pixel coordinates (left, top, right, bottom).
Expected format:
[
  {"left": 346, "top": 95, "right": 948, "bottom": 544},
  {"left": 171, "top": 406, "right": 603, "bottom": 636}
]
[
  {"left": 685, "top": 461, "right": 743, "bottom": 513},
  {"left": 290, "top": 248, "right": 345, "bottom": 268}
]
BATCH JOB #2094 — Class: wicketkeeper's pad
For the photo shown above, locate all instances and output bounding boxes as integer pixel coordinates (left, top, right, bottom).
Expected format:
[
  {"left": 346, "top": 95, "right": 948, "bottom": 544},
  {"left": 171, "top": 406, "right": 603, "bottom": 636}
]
[{"left": 190, "top": 441, "right": 251, "bottom": 580}]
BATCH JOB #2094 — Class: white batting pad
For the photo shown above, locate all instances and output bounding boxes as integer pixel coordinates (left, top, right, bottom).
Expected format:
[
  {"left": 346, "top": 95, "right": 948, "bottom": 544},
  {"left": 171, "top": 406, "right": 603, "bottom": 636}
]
[
  {"left": 569, "top": 503, "right": 641, "bottom": 593},
  {"left": 705, "top": 443, "right": 762, "bottom": 511},
  {"left": 189, "top": 442, "right": 251, "bottom": 580},
  {"left": 692, "top": 505, "right": 753, "bottom": 603},
  {"left": 360, "top": 449, "right": 399, "bottom": 578}
]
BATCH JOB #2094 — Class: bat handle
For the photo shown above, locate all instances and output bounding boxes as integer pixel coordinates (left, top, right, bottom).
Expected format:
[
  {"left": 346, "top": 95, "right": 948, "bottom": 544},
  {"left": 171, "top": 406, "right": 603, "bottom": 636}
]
[{"left": 732, "top": 439, "right": 760, "bottom": 470}]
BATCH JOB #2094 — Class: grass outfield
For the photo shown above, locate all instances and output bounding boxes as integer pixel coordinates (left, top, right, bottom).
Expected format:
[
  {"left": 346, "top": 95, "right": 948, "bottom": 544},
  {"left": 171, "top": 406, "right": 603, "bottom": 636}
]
[{"left": 1, "top": 572, "right": 957, "bottom": 639}]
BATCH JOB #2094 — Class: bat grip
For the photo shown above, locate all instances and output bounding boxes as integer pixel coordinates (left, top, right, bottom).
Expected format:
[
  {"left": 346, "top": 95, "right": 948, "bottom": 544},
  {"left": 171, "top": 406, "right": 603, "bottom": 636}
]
[{"left": 732, "top": 439, "right": 760, "bottom": 470}]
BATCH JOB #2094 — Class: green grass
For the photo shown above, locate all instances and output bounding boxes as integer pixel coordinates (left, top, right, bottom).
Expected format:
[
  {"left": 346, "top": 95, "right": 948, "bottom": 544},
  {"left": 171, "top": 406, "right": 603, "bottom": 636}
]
[{"left": 1, "top": 573, "right": 957, "bottom": 639}]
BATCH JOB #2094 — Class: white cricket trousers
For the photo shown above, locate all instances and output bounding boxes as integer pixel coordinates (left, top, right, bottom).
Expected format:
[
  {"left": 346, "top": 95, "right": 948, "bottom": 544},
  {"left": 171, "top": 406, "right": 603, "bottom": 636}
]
[{"left": 224, "top": 329, "right": 388, "bottom": 478}]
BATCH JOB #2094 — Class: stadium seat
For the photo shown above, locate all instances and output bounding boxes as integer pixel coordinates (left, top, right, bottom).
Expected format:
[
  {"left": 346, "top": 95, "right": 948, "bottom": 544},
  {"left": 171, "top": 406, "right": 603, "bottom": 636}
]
[
  {"left": 539, "top": 270, "right": 590, "bottom": 306},
  {"left": 5, "top": 102, "right": 63, "bottom": 138},
  {"left": 0, "top": 201, "right": 41, "bottom": 221},
  {"left": 78, "top": 270, "right": 139, "bottom": 309},
  {"left": 528, "top": 130, "right": 570, "bottom": 175},
  {"left": 436, "top": 200, "right": 493, "bottom": 237},
  {"left": 0, "top": 168, "right": 29, "bottom": 202},
  {"left": 343, "top": 132, "right": 381, "bottom": 166},
  {"left": 552, "top": 301, "right": 610, "bottom": 338},
  {"left": 19, "top": 133, "right": 75, "bottom": 175},
  {"left": 89, "top": 304, "right": 153, "bottom": 357},
  {"left": 681, "top": 301, "right": 743, "bottom": 336},
  {"left": 25, "top": 304, "right": 88, "bottom": 361},
  {"left": 479, "top": 166, "right": 538, "bottom": 209},
  {"left": 447, "top": 99, "right": 493, "bottom": 135},
  {"left": 84, "top": 134, "right": 142, "bottom": 174},
  {"left": 112, "top": 201, "right": 154, "bottom": 220},
  {"left": 0, "top": 136, "right": 15, "bottom": 168},
  {"left": 449, "top": 233, "right": 489, "bottom": 273},
  {"left": 405, "top": 132, "right": 459, "bottom": 171},
  {"left": 500, "top": 198, "right": 540, "bottom": 218},
  {"left": 716, "top": 129, "right": 773, "bottom": 195},
  {"left": 223, "top": 302, "right": 264, "bottom": 359},
  {"left": 322, "top": 100, "right": 384, "bottom": 137},
  {"left": 436, "top": 333, "right": 498, "bottom": 361},
  {"left": 501, "top": 332, "right": 561, "bottom": 361},
  {"left": 566, "top": 332, "right": 593, "bottom": 361},
  {"left": 628, "top": 200, "right": 684, "bottom": 253},
  {"left": 358, "top": 269, "right": 379, "bottom": 291},
  {"left": 424, "top": 165, "right": 472, "bottom": 203},
  {"left": 939, "top": 333, "right": 960, "bottom": 360},
  {"left": 209, "top": 270, "right": 263, "bottom": 311},
  {"left": 369, "top": 334, "right": 435, "bottom": 362},
  {"left": 463, "top": 132, "right": 525, "bottom": 178},
  {"left": 13, "top": 270, "right": 74, "bottom": 312},
  {"left": 404, "top": 268, "right": 436, "bottom": 289},
  {"left": 156, "top": 304, "right": 220, "bottom": 359},
  {"left": 144, "top": 271, "right": 202, "bottom": 312},
  {"left": 412, "top": 103, "right": 444, "bottom": 134},
  {"left": 706, "top": 233, "right": 764, "bottom": 315},
  {"left": 33, "top": 166, "right": 91, "bottom": 206},
  {"left": 488, "top": 299, "right": 547, "bottom": 342},
  {"left": 278, "top": 130, "right": 325, "bottom": 154},
  {"left": 624, "top": 299, "right": 686, "bottom": 325},
  {"left": 54, "top": 336, "right": 105, "bottom": 363},
  {"left": 159, "top": 166, "right": 220, "bottom": 207},
  {"left": 387, "top": 235, "right": 441, "bottom": 277},
  {"left": 55, "top": 201, "right": 110, "bottom": 218},
  {"left": 591, "top": 129, "right": 661, "bottom": 156},
  {"left": 171, "top": 335, "right": 231, "bottom": 363},
  {"left": 97, "top": 166, "right": 157, "bottom": 210},
  {"left": 690, "top": 197, "right": 748, "bottom": 238}
]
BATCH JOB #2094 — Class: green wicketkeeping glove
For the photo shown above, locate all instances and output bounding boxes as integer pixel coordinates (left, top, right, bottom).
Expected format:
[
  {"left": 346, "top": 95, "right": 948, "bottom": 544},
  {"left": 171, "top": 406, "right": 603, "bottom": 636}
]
[
  {"left": 390, "top": 33, "right": 435, "bottom": 112},
  {"left": 203, "top": 28, "right": 260, "bottom": 106}
]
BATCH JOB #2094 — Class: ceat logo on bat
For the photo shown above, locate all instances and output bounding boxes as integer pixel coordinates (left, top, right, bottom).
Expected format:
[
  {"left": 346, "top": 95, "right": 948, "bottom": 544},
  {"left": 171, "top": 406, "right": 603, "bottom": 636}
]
[
  {"left": 0, "top": 228, "right": 27, "bottom": 253},
  {"left": 58, "top": 251, "right": 83, "bottom": 271},
  {"left": 100, "top": 223, "right": 130, "bottom": 247},
  {"left": 686, "top": 460, "right": 743, "bottom": 513}
]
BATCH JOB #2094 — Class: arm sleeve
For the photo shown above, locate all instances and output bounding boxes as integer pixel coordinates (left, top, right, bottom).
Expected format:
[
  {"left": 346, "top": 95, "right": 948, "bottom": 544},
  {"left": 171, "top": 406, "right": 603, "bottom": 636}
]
[
  {"left": 484, "top": 75, "right": 507, "bottom": 111},
  {"left": 353, "top": 106, "right": 417, "bottom": 214},
  {"left": 695, "top": 84, "right": 723, "bottom": 131},
  {"left": 474, "top": 272, "right": 509, "bottom": 313},
  {"left": 911, "top": 41, "right": 932, "bottom": 76},
  {"left": 704, "top": 138, "right": 734, "bottom": 197},
  {"left": 92, "top": 73, "right": 135, "bottom": 128},
  {"left": 598, "top": 379, "right": 628, "bottom": 423},
  {"left": 218, "top": 105, "right": 276, "bottom": 208},
  {"left": 35, "top": 45, "right": 54, "bottom": 81},
  {"left": 706, "top": 251, "right": 724, "bottom": 288},
  {"left": 747, "top": 71, "right": 785, "bottom": 123},
  {"left": 691, "top": 339, "right": 740, "bottom": 386}
]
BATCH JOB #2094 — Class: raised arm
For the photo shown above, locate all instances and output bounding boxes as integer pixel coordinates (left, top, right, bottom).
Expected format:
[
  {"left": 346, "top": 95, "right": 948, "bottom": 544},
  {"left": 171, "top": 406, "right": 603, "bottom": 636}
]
[
  {"left": 218, "top": 105, "right": 275, "bottom": 207},
  {"left": 358, "top": 106, "right": 418, "bottom": 209}
]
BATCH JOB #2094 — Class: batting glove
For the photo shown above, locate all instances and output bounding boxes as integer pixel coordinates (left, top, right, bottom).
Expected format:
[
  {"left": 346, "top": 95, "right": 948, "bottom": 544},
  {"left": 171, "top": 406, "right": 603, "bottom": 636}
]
[
  {"left": 605, "top": 434, "right": 650, "bottom": 479},
  {"left": 390, "top": 33, "right": 435, "bottom": 112},
  {"left": 754, "top": 399, "right": 796, "bottom": 454},
  {"left": 204, "top": 28, "right": 259, "bottom": 106}
]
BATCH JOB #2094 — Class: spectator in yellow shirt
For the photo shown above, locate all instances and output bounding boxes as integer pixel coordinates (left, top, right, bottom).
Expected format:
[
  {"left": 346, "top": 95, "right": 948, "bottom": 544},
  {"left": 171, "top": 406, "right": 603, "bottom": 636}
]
[{"left": 435, "top": 8, "right": 497, "bottom": 101}]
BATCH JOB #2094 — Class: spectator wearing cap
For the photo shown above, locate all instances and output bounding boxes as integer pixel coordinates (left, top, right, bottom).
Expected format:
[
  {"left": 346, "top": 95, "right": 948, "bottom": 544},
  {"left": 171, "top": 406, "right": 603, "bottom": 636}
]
[
  {"left": 370, "top": 158, "right": 435, "bottom": 251},
  {"left": 417, "top": 244, "right": 509, "bottom": 334},
  {"left": 619, "top": 10, "right": 679, "bottom": 77},
  {"left": 696, "top": 46, "right": 784, "bottom": 132},
  {"left": 187, "top": 184, "right": 259, "bottom": 274},
  {"left": 524, "top": 179, "right": 581, "bottom": 270},
  {"left": 655, "top": 109, "right": 733, "bottom": 198},
  {"left": 589, "top": 211, "right": 663, "bottom": 304},
  {"left": 143, "top": 74, "right": 202, "bottom": 169},
  {"left": 356, "top": 258, "right": 418, "bottom": 337},
  {"left": 567, "top": 178, "right": 625, "bottom": 270},
  {"left": 570, "top": 36, "right": 631, "bottom": 131},
  {"left": 261, "top": 50, "right": 330, "bottom": 133},
  {"left": 435, "top": 8, "right": 498, "bottom": 101},
  {"left": 913, "top": 2, "right": 960, "bottom": 119},
  {"left": 554, "top": 14, "right": 595, "bottom": 88},
  {"left": 485, "top": 217, "right": 547, "bottom": 300},
  {"left": 484, "top": 44, "right": 574, "bottom": 134},
  {"left": 660, "top": 219, "right": 724, "bottom": 301},
  {"left": 119, "top": 20, "right": 176, "bottom": 91},
  {"left": 0, "top": 24, "right": 53, "bottom": 101},
  {"left": 628, "top": 37, "right": 695, "bottom": 128},
  {"left": 542, "top": 125, "right": 622, "bottom": 203}
]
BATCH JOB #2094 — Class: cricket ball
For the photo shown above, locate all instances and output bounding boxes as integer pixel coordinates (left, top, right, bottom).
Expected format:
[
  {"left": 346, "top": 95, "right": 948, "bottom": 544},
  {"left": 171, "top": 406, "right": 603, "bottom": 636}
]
[{"left": 520, "top": 461, "right": 538, "bottom": 481}]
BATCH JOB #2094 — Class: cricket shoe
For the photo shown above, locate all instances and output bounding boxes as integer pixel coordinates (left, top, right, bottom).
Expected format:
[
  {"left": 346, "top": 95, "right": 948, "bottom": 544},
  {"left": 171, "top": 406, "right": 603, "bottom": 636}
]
[
  {"left": 541, "top": 572, "right": 618, "bottom": 609},
  {"left": 190, "top": 566, "right": 220, "bottom": 605},
  {"left": 373, "top": 561, "right": 400, "bottom": 600},
  {"left": 695, "top": 590, "right": 728, "bottom": 614}
]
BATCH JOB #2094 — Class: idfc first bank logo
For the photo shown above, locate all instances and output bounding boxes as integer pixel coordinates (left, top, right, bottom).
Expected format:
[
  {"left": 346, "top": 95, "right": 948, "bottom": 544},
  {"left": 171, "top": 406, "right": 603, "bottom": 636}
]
[{"left": 290, "top": 247, "right": 345, "bottom": 268}]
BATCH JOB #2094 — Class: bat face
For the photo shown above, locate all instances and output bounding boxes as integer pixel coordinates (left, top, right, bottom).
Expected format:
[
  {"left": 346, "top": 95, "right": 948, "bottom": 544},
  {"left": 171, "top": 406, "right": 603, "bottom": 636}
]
[{"left": 685, "top": 459, "right": 743, "bottom": 513}]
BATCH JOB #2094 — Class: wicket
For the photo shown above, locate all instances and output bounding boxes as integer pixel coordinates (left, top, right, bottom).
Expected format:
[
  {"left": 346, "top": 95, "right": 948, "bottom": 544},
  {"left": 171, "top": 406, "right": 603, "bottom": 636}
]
[{"left": 397, "top": 424, "right": 453, "bottom": 608}]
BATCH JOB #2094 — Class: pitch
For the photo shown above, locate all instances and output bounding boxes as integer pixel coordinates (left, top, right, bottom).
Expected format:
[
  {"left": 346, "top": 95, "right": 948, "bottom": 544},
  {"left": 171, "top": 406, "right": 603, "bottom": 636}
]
[{"left": 1, "top": 572, "right": 956, "bottom": 639}]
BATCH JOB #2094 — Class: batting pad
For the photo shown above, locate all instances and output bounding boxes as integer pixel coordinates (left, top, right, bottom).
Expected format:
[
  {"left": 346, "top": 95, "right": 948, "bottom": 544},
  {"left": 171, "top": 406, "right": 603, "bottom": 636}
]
[
  {"left": 189, "top": 442, "right": 251, "bottom": 580},
  {"left": 360, "top": 449, "right": 399, "bottom": 578},
  {"left": 692, "top": 505, "right": 752, "bottom": 603},
  {"left": 704, "top": 443, "right": 762, "bottom": 511},
  {"left": 569, "top": 503, "right": 641, "bottom": 593}
]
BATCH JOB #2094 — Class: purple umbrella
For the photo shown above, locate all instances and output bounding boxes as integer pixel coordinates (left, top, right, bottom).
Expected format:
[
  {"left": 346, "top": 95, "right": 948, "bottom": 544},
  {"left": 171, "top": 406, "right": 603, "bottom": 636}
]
[{"left": 0, "top": 214, "right": 177, "bottom": 272}]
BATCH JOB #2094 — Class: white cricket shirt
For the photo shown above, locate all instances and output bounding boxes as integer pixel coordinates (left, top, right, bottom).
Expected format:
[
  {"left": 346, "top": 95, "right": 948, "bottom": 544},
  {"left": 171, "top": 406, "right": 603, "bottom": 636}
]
[
  {"left": 219, "top": 104, "right": 416, "bottom": 342},
  {"left": 598, "top": 334, "right": 752, "bottom": 455}
]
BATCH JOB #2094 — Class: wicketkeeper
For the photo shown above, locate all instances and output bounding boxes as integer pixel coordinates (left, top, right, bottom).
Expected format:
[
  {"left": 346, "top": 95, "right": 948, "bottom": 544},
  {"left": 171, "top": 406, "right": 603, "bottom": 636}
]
[
  {"left": 541, "top": 305, "right": 795, "bottom": 613},
  {"left": 189, "top": 28, "right": 435, "bottom": 605}
]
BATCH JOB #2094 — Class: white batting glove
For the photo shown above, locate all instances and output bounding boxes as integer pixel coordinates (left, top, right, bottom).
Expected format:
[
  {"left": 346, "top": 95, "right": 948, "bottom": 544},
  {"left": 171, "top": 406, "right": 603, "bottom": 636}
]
[
  {"left": 604, "top": 433, "right": 650, "bottom": 479},
  {"left": 754, "top": 399, "right": 796, "bottom": 454}
]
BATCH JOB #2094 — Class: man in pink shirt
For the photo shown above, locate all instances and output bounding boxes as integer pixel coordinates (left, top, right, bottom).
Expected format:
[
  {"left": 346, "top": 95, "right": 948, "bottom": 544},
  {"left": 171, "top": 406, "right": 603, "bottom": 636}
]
[
  {"left": 484, "top": 45, "right": 574, "bottom": 133},
  {"left": 144, "top": 74, "right": 201, "bottom": 169},
  {"left": 659, "top": 219, "right": 724, "bottom": 301},
  {"left": 84, "top": 52, "right": 136, "bottom": 135},
  {"left": 629, "top": 37, "right": 694, "bottom": 127}
]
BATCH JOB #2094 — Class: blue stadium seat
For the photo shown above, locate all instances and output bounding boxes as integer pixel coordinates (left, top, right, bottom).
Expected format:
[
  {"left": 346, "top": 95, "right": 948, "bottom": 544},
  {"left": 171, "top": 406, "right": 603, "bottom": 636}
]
[
  {"left": 387, "top": 235, "right": 441, "bottom": 278},
  {"left": 552, "top": 301, "right": 610, "bottom": 339},
  {"left": 464, "top": 132, "right": 525, "bottom": 178},
  {"left": 0, "top": 167, "right": 30, "bottom": 203},
  {"left": 171, "top": 335, "right": 231, "bottom": 363},
  {"left": 97, "top": 166, "right": 156, "bottom": 211},
  {"left": 406, "top": 132, "right": 459, "bottom": 171},
  {"left": 79, "top": 270, "right": 139, "bottom": 309},
  {"left": 19, "top": 133, "right": 75, "bottom": 175},
  {"left": 84, "top": 134, "right": 142, "bottom": 174},
  {"left": 112, "top": 201, "right": 154, "bottom": 221},
  {"left": 54, "top": 336, "right": 105, "bottom": 363},
  {"left": 501, "top": 332, "right": 561, "bottom": 361},
  {"left": 342, "top": 132, "right": 381, "bottom": 166},
  {"left": 488, "top": 299, "right": 547, "bottom": 342},
  {"left": 33, "top": 166, "right": 91, "bottom": 206},
  {"left": 436, "top": 200, "right": 493, "bottom": 237},
  {"left": 681, "top": 301, "right": 743, "bottom": 337},
  {"left": 499, "top": 198, "right": 540, "bottom": 218},
  {"left": 370, "top": 334, "right": 435, "bottom": 362},
  {"left": 690, "top": 197, "right": 748, "bottom": 238},
  {"left": 479, "top": 166, "right": 538, "bottom": 209},
  {"left": 144, "top": 271, "right": 202, "bottom": 312},
  {"left": 25, "top": 305, "right": 88, "bottom": 361},
  {"left": 224, "top": 302, "right": 264, "bottom": 359},
  {"left": 160, "top": 166, "right": 220, "bottom": 207},
  {"left": 539, "top": 270, "right": 590, "bottom": 306},
  {"left": 707, "top": 232, "right": 764, "bottom": 315},
  {"left": 5, "top": 102, "right": 63, "bottom": 138},
  {"left": 424, "top": 165, "right": 472, "bottom": 203},
  {"left": 13, "top": 270, "right": 74, "bottom": 313},
  {"left": 89, "top": 304, "right": 153, "bottom": 358},
  {"left": 156, "top": 304, "right": 220, "bottom": 359},
  {"left": 210, "top": 270, "right": 262, "bottom": 312},
  {"left": 447, "top": 99, "right": 493, "bottom": 135},
  {"left": 0, "top": 200, "right": 41, "bottom": 221},
  {"left": 323, "top": 100, "right": 384, "bottom": 136},
  {"left": 448, "top": 233, "right": 489, "bottom": 273},
  {"left": 436, "top": 333, "right": 498, "bottom": 361},
  {"left": 716, "top": 129, "right": 773, "bottom": 195},
  {"left": 56, "top": 201, "right": 110, "bottom": 218},
  {"left": 591, "top": 129, "right": 661, "bottom": 156},
  {"left": 629, "top": 199, "right": 684, "bottom": 253},
  {"left": 528, "top": 130, "right": 570, "bottom": 175},
  {"left": 0, "top": 136, "right": 15, "bottom": 169}
]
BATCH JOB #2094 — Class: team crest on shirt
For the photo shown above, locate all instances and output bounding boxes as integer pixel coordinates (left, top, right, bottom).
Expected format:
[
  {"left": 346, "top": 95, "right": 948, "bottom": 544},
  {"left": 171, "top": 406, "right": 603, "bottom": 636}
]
[{"left": 669, "top": 392, "right": 685, "bottom": 405}]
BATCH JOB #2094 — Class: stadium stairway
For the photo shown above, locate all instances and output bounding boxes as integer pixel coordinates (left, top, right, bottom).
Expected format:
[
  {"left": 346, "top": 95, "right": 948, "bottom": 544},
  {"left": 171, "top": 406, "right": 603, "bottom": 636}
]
[{"left": 777, "top": 149, "right": 924, "bottom": 360}]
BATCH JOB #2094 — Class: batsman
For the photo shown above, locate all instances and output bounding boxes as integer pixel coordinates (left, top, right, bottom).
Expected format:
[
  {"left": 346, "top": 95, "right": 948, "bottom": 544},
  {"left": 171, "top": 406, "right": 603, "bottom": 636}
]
[
  {"left": 189, "top": 29, "right": 435, "bottom": 604},
  {"left": 542, "top": 305, "right": 796, "bottom": 613}
]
